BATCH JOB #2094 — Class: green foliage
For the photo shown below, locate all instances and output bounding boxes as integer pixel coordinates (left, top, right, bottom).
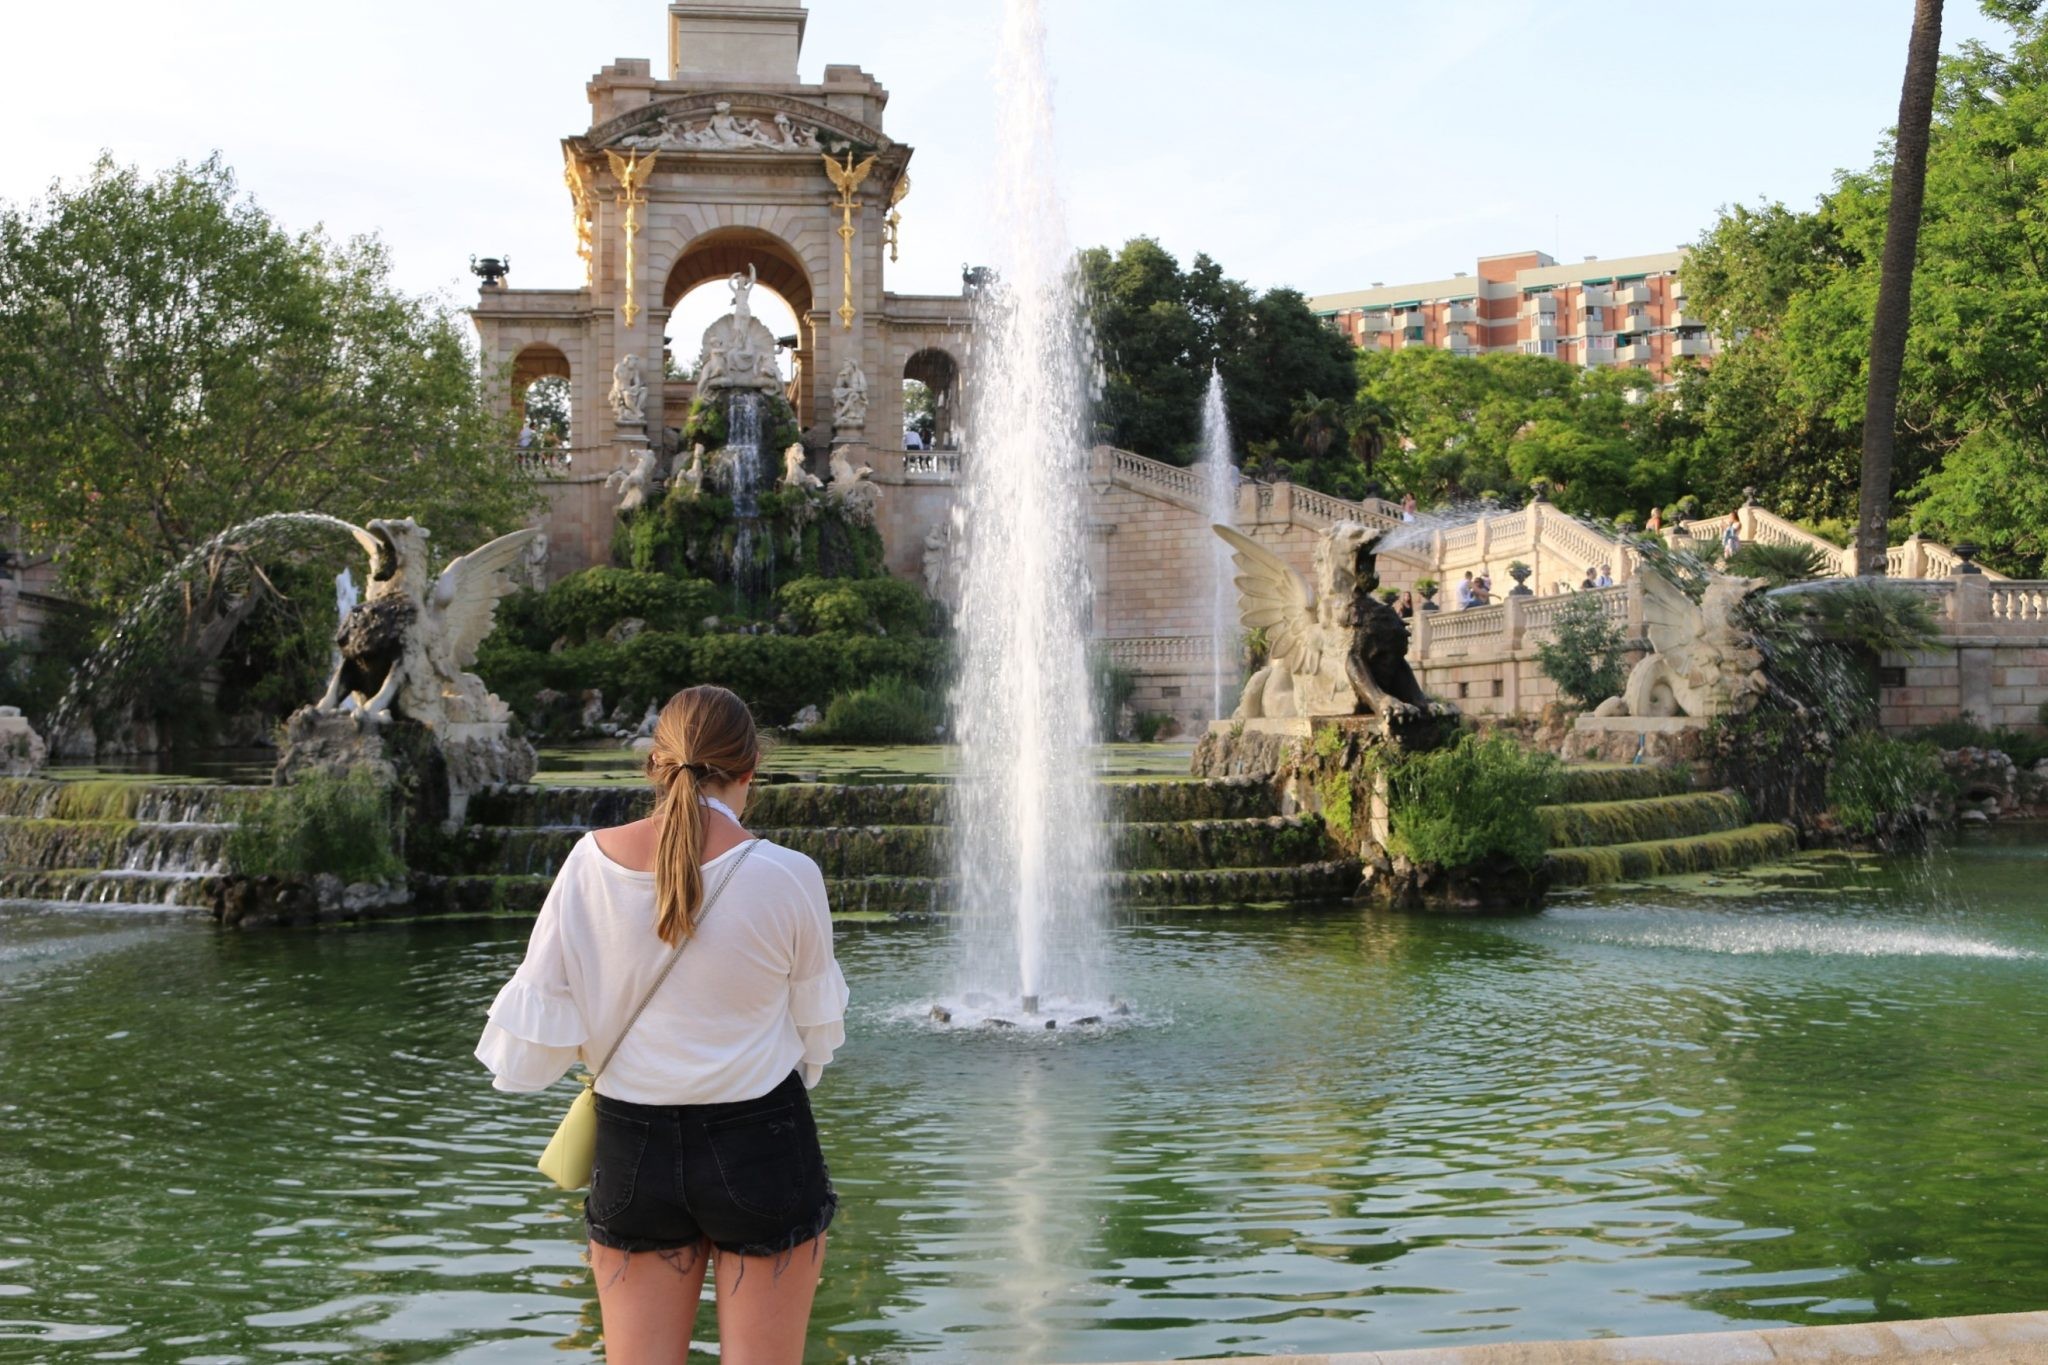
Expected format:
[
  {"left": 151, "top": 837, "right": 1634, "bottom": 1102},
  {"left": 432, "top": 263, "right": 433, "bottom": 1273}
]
[
  {"left": 776, "top": 576, "right": 932, "bottom": 637},
  {"left": 1911, "top": 717, "right": 2048, "bottom": 768},
  {"left": 1672, "top": 10, "right": 2048, "bottom": 568},
  {"left": 0, "top": 155, "right": 531, "bottom": 612},
  {"left": 476, "top": 630, "right": 949, "bottom": 729},
  {"left": 1132, "top": 711, "right": 1175, "bottom": 743},
  {"left": 1534, "top": 594, "right": 1630, "bottom": 707},
  {"left": 800, "top": 676, "right": 943, "bottom": 745},
  {"left": 1386, "top": 733, "right": 1560, "bottom": 871},
  {"left": 1726, "top": 540, "right": 1830, "bottom": 587},
  {"left": 624, "top": 487, "right": 885, "bottom": 591},
  {"left": 541, "top": 568, "right": 714, "bottom": 643},
  {"left": 225, "top": 768, "right": 404, "bottom": 883},
  {"left": 1078, "top": 238, "right": 1354, "bottom": 462},
  {"left": 1827, "top": 732, "right": 1949, "bottom": 836},
  {"left": 1346, "top": 348, "right": 1680, "bottom": 512},
  {"left": 680, "top": 395, "right": 728, "bottom": 451},
  {"left": 1091, "top": 656, "right": 1137, "bottom": 739},
  {"left": 1799, "top": 581, "right": 1942, "bottom": 657}
]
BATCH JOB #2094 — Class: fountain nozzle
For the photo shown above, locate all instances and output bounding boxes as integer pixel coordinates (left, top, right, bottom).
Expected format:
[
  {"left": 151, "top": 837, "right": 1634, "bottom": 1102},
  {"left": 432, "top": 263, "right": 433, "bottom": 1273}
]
[{"left": 1020, "top": 994, "right": 1039, "bottom": 1016}]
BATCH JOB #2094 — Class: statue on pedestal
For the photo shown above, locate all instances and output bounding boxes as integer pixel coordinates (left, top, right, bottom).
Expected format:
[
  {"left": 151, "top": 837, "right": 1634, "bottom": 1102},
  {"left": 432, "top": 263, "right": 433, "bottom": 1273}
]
[
  {"left": 607, "top": 448, "right": 661, "bottom": 513},
  {"left": 781, "top": 444, "right": 823, "bottom": 493},
  {"left": 609, "top": 354, "right": 649, "bottom": 425},
  {"left": 693, "top": 266, "right": 784, "bottom": 396},
  {"left": 833, "top": 359, "right": 870, "bottom": 429},
  {"left": 1215, "top": 523, "right": 1452, "bottom": 723},
  {"left": 827, "top": 447, "right": 880, "bottom": 524},
  {"left": 1594, "top": 573, "right": 1770, "bottom": 719}
]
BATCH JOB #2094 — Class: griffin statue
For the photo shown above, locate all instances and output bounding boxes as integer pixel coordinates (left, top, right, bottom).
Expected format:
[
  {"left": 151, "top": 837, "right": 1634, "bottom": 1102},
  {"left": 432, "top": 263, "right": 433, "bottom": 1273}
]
[{"left": 1215, "top": 522, "right": 1453, "bottom": 724}]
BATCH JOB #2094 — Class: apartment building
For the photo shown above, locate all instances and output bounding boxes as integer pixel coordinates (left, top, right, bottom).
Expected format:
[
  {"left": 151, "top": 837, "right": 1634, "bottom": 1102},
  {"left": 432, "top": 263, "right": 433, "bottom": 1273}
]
[{"left": 1308, "top": 249, "right": 1715, "bottom": 383}]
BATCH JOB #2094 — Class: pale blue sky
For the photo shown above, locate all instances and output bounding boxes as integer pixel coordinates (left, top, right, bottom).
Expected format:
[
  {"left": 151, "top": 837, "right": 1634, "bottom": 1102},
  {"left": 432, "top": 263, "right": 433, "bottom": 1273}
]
[{"left": 0, "top": 1, "right": 2016, "bottom": 319}]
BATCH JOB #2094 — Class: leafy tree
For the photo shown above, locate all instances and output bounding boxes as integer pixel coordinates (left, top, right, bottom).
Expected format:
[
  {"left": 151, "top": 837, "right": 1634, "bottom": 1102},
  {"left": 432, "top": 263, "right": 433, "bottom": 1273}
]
[
  {"left": 0, "top": 155, "right": 532, "bottom": 613},
  {"left": 524, "top": 376, "right": 571, "bottom": 444},
  {"left": 1678, "top": 5, "right": 2048, "bottom": 571},
  {"left": 1534, "top": 593, "right": 1630, "bottom": 708}
]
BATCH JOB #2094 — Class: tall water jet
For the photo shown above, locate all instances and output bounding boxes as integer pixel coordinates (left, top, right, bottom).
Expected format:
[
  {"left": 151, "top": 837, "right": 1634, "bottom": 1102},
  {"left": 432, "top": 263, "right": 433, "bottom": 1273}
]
[
  {"left": 948, "top": 0, "right": 1107, "bottom": 1016},
  {"left": 1199, "top": 365, "right": 1238, "bottom": 722}
]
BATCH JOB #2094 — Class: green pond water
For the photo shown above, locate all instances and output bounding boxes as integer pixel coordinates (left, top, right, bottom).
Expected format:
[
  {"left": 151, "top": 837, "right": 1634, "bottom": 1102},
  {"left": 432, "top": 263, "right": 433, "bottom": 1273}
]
[{"left": 3, "top": 830, "right": 2047, "bottom": 1362}]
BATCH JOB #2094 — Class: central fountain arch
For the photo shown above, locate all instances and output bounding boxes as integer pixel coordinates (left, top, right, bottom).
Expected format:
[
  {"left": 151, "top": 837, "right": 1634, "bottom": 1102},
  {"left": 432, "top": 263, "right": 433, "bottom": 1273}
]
[{"left": 661, "top": 226, "right": 823, "bottom": 434}]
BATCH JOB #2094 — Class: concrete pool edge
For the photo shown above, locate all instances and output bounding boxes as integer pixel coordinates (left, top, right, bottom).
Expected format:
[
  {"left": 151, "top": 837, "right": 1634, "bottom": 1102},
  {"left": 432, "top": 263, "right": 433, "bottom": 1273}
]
[{"left": 1109, "top": 1309, "right": 2048, "bottom": 1363}]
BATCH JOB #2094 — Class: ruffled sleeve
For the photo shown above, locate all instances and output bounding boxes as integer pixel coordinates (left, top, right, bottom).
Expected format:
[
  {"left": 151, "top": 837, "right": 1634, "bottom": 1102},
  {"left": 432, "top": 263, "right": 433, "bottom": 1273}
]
[
  {"left": 787, "top": 857, "right": 848, "bottom": 1088},
  {"left": 474, "top": 848, "right": 590, "bottom": 1093}
]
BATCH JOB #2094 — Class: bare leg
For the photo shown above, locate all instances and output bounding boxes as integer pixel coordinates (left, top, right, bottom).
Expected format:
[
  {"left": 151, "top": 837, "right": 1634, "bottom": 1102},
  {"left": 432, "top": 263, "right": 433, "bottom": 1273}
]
[
  {"left": 590, "top": 1238, "right": 710, "bottom": 1365},
  {"left": 712, "top": 1235, "right": 826, "bottom": 1365}
]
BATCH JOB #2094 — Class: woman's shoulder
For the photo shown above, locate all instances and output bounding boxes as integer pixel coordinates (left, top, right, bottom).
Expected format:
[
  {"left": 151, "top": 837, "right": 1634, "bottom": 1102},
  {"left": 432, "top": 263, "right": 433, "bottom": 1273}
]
[{"left": 737, "top": 839, "right": 829, "bottom": 901}]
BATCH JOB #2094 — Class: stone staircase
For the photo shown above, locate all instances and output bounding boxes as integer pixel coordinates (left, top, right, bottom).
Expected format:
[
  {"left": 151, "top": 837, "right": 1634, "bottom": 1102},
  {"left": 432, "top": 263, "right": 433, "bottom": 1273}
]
[
  {"left": 0, "top": 775, "right": 1360, "bottom": 919},
  {"left": 1539, "top": 765, "right": 1798, "bottom": 887}
]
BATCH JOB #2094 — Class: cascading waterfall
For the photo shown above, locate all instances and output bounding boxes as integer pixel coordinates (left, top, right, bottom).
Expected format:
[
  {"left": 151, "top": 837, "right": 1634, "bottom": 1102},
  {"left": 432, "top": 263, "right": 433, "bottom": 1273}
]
[
  {"left": 724, "top": 391, "right": 773, "bottom": 603},
  {"left": 946, "top": 0, "right": 1107, "bottom": 1019},
  {"left": 1199, "top": 366, "right": 1238, "bottom": 722}
]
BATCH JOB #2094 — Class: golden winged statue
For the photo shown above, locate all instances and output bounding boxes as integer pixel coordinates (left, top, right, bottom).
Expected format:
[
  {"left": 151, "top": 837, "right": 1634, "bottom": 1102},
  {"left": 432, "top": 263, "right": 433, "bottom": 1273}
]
[{"left": 822, "top": 150, "right": 878, "bottom": 199}]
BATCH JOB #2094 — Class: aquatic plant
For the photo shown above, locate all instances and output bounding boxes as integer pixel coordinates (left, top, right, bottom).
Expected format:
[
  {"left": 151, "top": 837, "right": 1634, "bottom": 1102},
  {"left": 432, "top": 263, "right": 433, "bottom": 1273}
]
[
  {"left": 1545, "top": 822, "right": 1799, "bottom": 886},
  {"left": 1827, "top": 732, "right": 1949, "bottom": 836},
  {"left": 225, "top": 768, "right": 404, "bottom": 884},
  {"left": 800, "top": 677, "right": 945, "bottom": 745},
  {"left": 1537, "top": 791, "right": 1748, "bottom": 848},
  {"left": 1386, "top": 733, "right": 1559, "bottom": 871}
]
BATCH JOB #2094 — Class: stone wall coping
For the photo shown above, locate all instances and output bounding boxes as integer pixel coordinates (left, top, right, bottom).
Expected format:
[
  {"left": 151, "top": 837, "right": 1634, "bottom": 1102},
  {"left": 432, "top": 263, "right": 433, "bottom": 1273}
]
[{"left": 1096, "top": 1308, "right": 2048, "bottom": 1365}]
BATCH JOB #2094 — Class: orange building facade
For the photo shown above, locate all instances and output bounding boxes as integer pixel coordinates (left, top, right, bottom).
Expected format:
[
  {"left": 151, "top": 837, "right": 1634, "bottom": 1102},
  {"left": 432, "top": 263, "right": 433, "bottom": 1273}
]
[{"left": 1308, "top": 249, "right": 1715, "bottom": 383}]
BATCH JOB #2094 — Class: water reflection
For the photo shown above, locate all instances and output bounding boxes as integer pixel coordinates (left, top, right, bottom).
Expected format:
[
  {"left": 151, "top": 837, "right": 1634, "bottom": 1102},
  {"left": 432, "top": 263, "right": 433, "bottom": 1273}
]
[{"left": 2, "top": 848, "right": 2048, "bottom": 1359}]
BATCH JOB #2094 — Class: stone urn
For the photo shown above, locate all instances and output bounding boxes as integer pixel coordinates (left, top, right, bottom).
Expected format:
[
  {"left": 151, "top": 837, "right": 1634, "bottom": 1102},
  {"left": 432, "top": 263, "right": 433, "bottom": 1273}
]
[
  {"left": 1418, "top": 582, "right": 1441, "bottom": 613},
  {"left": 1508, "top": 563, "right": 1534, "bottom": 597}
]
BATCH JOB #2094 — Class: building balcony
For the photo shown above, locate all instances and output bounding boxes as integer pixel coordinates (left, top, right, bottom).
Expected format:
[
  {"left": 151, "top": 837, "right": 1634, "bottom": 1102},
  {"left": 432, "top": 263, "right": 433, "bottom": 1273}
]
[
  {"left": 1621, "top": 311, "right": 1655, "bottom": 336},
  {"left": 1582, "top": 314, "right": 1610, "bottom": 337},
  {"left": 1527, "top": 320, "right": 1558, "bottom": 342},
  {"left": 1442, "top": 329, "right": 1476, "bottom": 354},
  {"left": 1522, "top": 293, "right": 1559, "bottom": 317},
  {"left": 1619, "top": 282, "right": 1656, "bottom": 307},
  {"left": 1671, "top": 275, "right": 1689, "bottom": 299},
  {"left": 1584, "top": 348, "right": 1620, "bottom": 367},
  {"left": 1396, "top": 329, "right": 1429, "bottom": 349},
  {"left": 1392, "top": 309, "right": 1425, "bottom": 330},
  {"left": 1580, "top": 285, "right": 1615, "bottom": 309},
  {"left": 1357, "top": 312, "right": 1392, "bottom": 335},
  {"left": 1670, "top": 308, "right": 1701, "bottom": 329},
  {"left": 1616, "top": 340, "right": 1657, "bottom": 364},
  {"left": 1671, "top": 333, "right": 1714, "bottom": 358},
  {"left": 1445, "top": 302, "right": 1478, "bottom": 324}
]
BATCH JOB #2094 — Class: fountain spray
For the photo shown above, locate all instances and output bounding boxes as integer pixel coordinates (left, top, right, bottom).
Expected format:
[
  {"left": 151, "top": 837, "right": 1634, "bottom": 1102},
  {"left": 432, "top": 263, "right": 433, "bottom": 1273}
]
[
  {"left": 948, "top": 0, "right": 1107, "bottom": 1016},
  {"left": 1199, "top": 366, "right": 1238, "bottom": 722}
]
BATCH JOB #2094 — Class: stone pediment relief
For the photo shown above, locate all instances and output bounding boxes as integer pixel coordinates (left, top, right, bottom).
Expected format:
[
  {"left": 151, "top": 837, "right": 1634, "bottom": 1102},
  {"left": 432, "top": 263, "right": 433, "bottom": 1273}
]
[{"left": 593, "top": 94, "right": 886, "bottom": 157}]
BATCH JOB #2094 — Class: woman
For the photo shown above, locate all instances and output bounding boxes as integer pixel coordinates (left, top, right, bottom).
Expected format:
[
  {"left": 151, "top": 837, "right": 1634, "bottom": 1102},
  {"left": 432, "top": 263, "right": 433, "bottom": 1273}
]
[
  {"left": 476, "top": 685, "right": 846, "bottom": 1364},
  {"left": 1396, "top": 590, "right": 1415, "bottom": 620}
]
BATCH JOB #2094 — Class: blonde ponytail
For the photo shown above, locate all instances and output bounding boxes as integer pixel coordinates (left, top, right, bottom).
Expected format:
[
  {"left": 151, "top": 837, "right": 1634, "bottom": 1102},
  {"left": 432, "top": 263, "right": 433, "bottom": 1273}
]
[{"left": 646, "top": 686, "right": 760, "bottom": 947}]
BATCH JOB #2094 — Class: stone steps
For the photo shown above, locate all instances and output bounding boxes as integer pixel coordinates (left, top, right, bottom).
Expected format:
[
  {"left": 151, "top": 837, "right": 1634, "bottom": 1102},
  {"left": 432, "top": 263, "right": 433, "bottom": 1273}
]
[
  {"left": 1545, "top": 823, "right": 1800, "bottom": 887},
  {"left": 1550, "top": 764, "right": 1695, "bottom": 805},
  {"left": 1537, "top": 792, "right": 1748, "bottom": 848},
  {"left": 411, "top": 861, "right": 1364, "bottom": 922}
]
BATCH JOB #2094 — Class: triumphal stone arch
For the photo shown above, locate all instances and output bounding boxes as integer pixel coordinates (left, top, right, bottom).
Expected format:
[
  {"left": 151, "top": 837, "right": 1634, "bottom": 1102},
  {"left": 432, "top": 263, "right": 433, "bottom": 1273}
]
[{"left": 473, "top": 0, "right": 971, "bottom": 580}]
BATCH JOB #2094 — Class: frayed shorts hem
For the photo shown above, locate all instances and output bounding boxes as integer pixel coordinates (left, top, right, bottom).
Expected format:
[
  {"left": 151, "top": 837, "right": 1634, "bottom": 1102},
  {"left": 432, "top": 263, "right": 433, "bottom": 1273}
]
[{"left": 588, "top": 1192, "right": 838, "bottom": 1258}]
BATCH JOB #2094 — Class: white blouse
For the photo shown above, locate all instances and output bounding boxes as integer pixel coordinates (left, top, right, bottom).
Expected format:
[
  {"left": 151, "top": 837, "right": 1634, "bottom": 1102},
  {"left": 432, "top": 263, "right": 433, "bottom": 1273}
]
[{"left": 474, "top": 835, "right": 849, "bottom": 1105}]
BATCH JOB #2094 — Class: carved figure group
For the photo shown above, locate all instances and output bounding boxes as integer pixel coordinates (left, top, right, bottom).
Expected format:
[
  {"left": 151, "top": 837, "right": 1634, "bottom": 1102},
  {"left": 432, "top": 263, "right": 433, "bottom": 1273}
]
[
  {"left": 609, "top": 354, "right": 649, "bottom": 425},
  {"left": 618, "top": 101, "right": 825, "bottom": 153},
  {"left": 695, "top": 266, "right": 784, "bottom": 395},
  {"left": 780, "top": 444, "right": 824, "bottom": 493},
  {"left": 606, "top": 448, "right": 661, "bottom": 514},
  {"left": 1216, "top": 522, "right": 1452, "bottom": 724},
  {"left": 673, "top": 444, "right": 706, "bottom": 501},
  {"left": 827, "top": 447, "right": 880, "bottom": 524},
  {"left": 832, "top": 359, "right": 869, "bottom": 429}
]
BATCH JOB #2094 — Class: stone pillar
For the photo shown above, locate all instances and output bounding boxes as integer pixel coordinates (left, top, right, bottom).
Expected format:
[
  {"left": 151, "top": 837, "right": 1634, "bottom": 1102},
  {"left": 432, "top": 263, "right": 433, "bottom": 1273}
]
[
  {"left": 1900, "top": 534, "right": 1928, "bottom": 579},
  {"left": 1626, "top": 574, "right": 1647, "bottom": 641},
  {"left": 1955, "top": 571, "right": 1992, "bottom": 626}
]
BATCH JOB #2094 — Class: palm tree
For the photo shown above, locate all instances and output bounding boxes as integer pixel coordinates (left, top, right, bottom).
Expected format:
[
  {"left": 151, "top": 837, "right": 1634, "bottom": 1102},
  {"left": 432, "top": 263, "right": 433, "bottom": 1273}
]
[
  {"left": 1289, "top": 394, "right": 1345, "bottom": 460},
  {"left": 1349, "top": 395, "right": 1396, "bottom": 484},
  {"left": 1727, "top": 541, "right": 1829, "bottom": 589},
  {"left": 1855, "top": 0, "right": 1944, "bottom": 577}
]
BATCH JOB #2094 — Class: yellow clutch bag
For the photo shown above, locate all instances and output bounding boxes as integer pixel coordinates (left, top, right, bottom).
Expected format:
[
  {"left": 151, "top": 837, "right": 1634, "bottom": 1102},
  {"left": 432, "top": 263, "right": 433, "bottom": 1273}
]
[
  {"left": 537, "top": 1075, "right": 599, "bottom": 1190},
  {"left": 536, "top": 840, "right": 758, "bottom": 1192}
]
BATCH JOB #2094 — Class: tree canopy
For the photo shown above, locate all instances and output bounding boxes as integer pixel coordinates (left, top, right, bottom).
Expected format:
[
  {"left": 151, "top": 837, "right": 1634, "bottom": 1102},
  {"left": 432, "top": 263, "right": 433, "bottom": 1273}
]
[
  {"left": 1079, "top": 238, "right": 1355, "bottom": 462},
  {"left": 0, "top": 155, "right": 532, "bottom": 610}
]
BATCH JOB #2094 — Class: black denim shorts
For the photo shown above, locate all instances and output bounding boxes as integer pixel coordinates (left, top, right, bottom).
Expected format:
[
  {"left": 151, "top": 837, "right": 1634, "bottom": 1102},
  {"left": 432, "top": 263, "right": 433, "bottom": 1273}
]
[{"left": 586, "top": 1070, "right": 837, "bottom": 1257}]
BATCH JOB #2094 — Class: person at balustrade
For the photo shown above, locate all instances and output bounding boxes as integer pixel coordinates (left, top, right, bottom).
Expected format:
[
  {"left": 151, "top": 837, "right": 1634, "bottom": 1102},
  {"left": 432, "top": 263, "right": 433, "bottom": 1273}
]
[
  {"left": 1596, "top": 565, "right": 1614, "bottom": 588},
  {"left": 1455, "top": 571, "right": 1476, "bottom": 610},
  {"left": 1581, "top": 566, "right": 1598, "bottom": 592}
]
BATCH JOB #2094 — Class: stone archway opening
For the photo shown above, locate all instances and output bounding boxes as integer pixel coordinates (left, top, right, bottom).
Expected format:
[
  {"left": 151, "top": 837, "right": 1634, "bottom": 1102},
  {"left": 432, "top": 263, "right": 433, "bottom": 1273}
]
[
  {"left": 510, "top": 344, "right": 573, "bottom": 452},
  {"left": 664, "top": 228, "right": 819, "bottom": 425},
  {"left": 903, "top": 347, "right": 961, "bottom": 450}
]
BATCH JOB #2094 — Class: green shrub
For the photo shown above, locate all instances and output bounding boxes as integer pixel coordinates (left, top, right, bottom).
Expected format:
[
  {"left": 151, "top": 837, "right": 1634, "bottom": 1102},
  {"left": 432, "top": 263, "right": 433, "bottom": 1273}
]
[
  {"left": 545, "top": 568, "right": 715, "bottom": 642},
  {"left": 801, "top": 676, "right": 944, "bottom": 744},
  {"left": 1827, "top": 732, "right": 1948, "bottom": 836},
  {"left": 1911, "top": 718, "right": 2048, "bottom": 769},
  {"left": 1091, "top": 656, "right": 1136, "bottom": 739},
  {"left": 1133, "top": 711, "right": 1174, "bottom": 743},
  {"left": 1726, "top": 540, "right": 1828, "bottom": 587},
  {"left": 776, "top": 575, "right": 932, "bottom": 638},
  {"left": 226, "top": 768, "right": 404, "bottom": 882},
  {"left": 1535, "top": 593, "right": 1629, "bottom": 707},
  {"left": 1387, "top": 732, "right": 1560, "bottom": 870}
]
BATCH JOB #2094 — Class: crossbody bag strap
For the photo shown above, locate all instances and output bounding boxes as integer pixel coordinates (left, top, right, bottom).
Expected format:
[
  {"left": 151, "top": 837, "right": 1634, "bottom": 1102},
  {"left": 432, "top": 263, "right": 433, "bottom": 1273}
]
[{"left": 589, "top": 838, "right": 761, "bottom": 1083}]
